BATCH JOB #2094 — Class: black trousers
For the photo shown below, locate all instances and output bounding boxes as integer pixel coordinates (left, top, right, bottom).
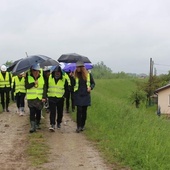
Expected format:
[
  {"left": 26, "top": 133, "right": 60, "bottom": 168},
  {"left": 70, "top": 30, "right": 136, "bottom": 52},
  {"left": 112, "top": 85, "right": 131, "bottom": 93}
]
[
  {"left": 0, "top": 91, "right": 10, "bottom": 109},
  {"left": 76, "top": 106, "right": 88, "bottom": 128},
  {"left": 49, "top": 98, "right": 64, "bottom": 125},
  {"left": 15, "top": 92, "right": 26, "bottom": 108},
  {"left": 65, "top": 91, "right": 75, "bottom": 111},
  {"left": 29, "top": 107, "right": 41, "bottom": 124}
]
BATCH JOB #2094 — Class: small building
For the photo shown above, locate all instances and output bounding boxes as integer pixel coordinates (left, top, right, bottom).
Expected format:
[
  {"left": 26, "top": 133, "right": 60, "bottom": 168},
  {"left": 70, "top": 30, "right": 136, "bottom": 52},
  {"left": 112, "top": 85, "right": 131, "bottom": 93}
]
[{"left": 155, "top": 84, "right": 170, "bottom": 114}]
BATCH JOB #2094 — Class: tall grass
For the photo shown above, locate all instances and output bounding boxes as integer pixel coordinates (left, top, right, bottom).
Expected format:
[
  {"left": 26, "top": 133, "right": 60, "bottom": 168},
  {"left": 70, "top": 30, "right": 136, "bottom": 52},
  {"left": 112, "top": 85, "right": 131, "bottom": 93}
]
[{"left": 85, "top": 79, "right": 170, "bottom": 169}]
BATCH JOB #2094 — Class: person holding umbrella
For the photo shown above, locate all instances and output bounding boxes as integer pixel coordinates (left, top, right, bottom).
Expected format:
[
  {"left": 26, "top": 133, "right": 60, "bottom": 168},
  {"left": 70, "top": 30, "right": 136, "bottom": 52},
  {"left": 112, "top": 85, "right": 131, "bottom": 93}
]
[
  {"left": 0, "top": 65, "right": 12, "bottom": 112},
  {"left": 47, "top": 65, "right": 68, "bottom": 131},
  {"left": 25, "top": 64, "right": 46, "bottom": 133},
  {"left": 73, "top": 60, "right": 95, "bottom": 133}
]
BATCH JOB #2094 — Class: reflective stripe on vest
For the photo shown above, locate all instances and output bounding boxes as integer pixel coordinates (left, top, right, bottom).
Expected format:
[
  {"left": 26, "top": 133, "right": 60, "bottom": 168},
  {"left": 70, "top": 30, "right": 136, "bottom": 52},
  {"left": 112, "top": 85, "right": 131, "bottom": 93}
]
[
  {"left": 0, "top": 72, "right": 10, "bottom": 88},
  {"left": 26, "top": 75, "right": 44, "bottom": 100},
  {"left": 74, "top": 73, "right": 90, "bottom": 92},
  {"left": 63, "top": 72, "right": 71, "bottom": 86},
  {"left": 47, "top": 75, "right": 66, "bottom": 98},
  {"left": 14, "top": 76, "right": 26, "bottom": 95}
]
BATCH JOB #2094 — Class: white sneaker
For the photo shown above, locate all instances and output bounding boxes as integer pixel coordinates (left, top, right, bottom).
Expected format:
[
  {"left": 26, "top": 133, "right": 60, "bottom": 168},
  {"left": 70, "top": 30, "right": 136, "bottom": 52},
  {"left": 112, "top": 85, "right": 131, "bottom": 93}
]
[{"left": 19, "top": 112, "right": 24, "bottom": 116}]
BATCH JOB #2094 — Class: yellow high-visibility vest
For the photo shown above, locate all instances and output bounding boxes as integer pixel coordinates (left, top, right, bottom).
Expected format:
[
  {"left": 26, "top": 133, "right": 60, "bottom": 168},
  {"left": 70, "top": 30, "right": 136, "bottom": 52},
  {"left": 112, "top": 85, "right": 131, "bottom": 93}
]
[
  {"left": 74, "top": 73, "right": 90, "bottom": 92},
  {"left": 63, "top": 72, "right": 71, "bottom": 86},
  {"left": 26, "top": 75, "right": 44, "bottom": 100},
  {"left": 0, "top": 72, "right": 11, "bottom": 88},
  {"left": 47, "top": 75, "right": 66, "bottom": 98},
  {"left": 14, "top": 76, "right": 26, "bottom": 95}
]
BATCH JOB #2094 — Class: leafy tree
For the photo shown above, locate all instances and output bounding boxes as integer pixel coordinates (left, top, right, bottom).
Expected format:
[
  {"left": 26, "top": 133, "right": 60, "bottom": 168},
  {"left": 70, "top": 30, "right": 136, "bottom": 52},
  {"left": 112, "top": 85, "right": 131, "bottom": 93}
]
[
  {"left": 129, "top": 90, "right": 147, "bottom": 108},
  {"left": 4, "top": 61, "right": 13, "bottom": 67},
  {"left": 136, "top": 75, "right": 162, "bottom": 106},
  {"left": 91, "top": 61, "right": 113, "bottom": 79}
]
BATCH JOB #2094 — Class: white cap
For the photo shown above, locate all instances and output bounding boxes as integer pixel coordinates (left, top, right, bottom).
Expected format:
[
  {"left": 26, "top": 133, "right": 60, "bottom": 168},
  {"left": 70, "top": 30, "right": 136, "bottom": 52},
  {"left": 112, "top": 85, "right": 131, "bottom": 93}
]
[
  {"left": 43, "top": 66, "right": 51, "bottom": 71},
  {"left": 19, "top": 72, "right": 25, "bottom": 75},
  {"left": 1, "top": 65, "right": 7, "bottom": 71},
  {"left": 31, "top": 63, "right": 41, "bottom": 71}
]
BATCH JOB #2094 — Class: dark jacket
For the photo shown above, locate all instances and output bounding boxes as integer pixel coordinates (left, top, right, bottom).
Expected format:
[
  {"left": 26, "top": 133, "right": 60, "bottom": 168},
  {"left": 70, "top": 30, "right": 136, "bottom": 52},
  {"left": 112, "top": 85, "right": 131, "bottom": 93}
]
[{"left": 74, "top": 73, "right": 95, "bottom": 106}]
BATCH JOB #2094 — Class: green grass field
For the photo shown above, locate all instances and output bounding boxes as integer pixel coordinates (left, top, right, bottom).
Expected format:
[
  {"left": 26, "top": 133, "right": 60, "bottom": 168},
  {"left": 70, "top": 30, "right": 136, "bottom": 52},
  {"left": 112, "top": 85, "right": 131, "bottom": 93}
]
[{"left": 83, "top": 78, "right": 170, "bottom": 170}]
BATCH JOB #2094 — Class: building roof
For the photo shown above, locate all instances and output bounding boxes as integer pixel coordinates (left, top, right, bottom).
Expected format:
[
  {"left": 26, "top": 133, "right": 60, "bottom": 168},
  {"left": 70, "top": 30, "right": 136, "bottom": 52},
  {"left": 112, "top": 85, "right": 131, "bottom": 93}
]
[{"left": 155, "top": 84, "right": 170, "bottom": 93}]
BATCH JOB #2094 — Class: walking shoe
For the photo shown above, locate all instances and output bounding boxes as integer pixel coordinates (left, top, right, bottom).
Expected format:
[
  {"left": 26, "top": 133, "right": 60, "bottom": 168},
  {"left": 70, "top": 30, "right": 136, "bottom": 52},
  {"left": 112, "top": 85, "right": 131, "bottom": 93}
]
[
  {"left": 81, "top": 127, "right": 85, "bottom": 131},
  {"left": 76, "top": 127, "right": 81, "bottom": 133},
  {"left": 36, "top": 124, "right": 41, "bottom": 130},
  {"left": 57, "top": 123, "right": 61, "bottom": 129},
  {"left": 19, "top": 112, "right": 24, "bottom": 116},
  {"left": 19, "top": 113, "right": 24, "bottom": 116},
  {"left": 6, "top": 109, "right": 10, "bottom": 112},
  {"left": 49, "top": 125, "right": 55, "bottom": 132}
]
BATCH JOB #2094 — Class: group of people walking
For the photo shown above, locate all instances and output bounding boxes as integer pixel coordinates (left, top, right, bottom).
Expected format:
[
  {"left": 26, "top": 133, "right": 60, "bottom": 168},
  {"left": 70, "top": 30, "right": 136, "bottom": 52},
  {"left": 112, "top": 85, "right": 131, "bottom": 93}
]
[{"left": 0, "top": 60, "right": 95, "bottom": 133}]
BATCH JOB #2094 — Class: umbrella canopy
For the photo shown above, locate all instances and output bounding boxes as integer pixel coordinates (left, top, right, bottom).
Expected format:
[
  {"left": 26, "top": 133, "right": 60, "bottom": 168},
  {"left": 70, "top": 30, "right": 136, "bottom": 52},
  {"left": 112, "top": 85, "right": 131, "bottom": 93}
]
[
  {"left": 58, "top": 53, "right": 91, "bottom": 63},
  {"left": 63, "top": 63, "right": 93, "bottom": 72},
  {"left": 40, "top": 58, "right": 59, "bottom": 68},
  {"left": 12, "top": 55, "right": 51, "bottom": 75},
  {"left": 7, "top": 58, "right": 22, "bottom": 72}
]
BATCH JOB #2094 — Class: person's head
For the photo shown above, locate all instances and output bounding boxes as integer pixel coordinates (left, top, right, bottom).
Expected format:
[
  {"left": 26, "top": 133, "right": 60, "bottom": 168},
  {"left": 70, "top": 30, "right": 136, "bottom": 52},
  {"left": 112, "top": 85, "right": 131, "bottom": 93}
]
[
  {"left": 76, "top": 60, "right": 85, "bottom": 72},
  {"left": 31, "top": 64, "right": 41, "bottom": 78},
  {"left": 1, "top": 65, "right": 7, "bottom": 73},
  {"left": 74, "top": 60, "right": 88, "bottom": 80},
  {"left": 52, "top": 66, "right": 62, "bottom": 79},
  {"left": 18, "top": 72, "right": 25, "bottom": 78},
  {"left": 43, "top": 66, "right": 51, "bottom": 78}
]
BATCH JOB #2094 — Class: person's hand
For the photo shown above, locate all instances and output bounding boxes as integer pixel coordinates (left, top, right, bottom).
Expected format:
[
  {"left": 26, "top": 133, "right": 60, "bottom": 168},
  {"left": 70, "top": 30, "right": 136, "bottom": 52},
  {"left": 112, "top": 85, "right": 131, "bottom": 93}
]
[
  {"left": 87, "top": 87, "right": 91, "bottom": 92},
  {"left": 42, "top": 98, "right": 46, "bottom": 102},
  {"left": 34, "top": 80, "right": 38, "bottom": 87}
]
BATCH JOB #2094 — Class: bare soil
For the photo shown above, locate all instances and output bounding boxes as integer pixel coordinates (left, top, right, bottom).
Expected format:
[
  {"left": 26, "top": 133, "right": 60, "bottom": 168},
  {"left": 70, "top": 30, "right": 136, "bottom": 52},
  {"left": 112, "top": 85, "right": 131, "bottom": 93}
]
[{"left": 0, "top": 102, "right": 126, "bottom": 170}]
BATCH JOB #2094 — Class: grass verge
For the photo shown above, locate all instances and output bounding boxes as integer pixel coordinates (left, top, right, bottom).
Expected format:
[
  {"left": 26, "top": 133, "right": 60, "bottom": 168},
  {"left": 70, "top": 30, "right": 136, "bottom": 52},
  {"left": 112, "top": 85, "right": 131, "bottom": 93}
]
[{"left": 26, "top": 112, "right": 49, "bottom": 166}]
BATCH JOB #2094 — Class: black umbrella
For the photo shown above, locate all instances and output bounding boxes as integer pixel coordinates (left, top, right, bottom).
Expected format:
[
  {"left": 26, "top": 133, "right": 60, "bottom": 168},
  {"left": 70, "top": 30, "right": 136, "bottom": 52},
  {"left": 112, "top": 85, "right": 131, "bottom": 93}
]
[
  {"left": 7, "top": 58, "right": 22, "bottom": 72},
  {"left": 12, "top": 55, "right": 51, "bottom": 75},
  {"left": 58, "top": 53, "right": 91, "bottom": 63},
  {"left": 40, "top": 58, "right": 59, "bottom": 68}
]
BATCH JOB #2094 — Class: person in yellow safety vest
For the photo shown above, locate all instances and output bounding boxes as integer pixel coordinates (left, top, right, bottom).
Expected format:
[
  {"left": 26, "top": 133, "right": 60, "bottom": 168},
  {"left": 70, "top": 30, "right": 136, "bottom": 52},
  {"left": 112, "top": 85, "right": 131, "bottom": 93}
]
[
  {"left": 42, "top": 66, "right": 51, "bottom": 113},
  {"left": 47, "top": 65, "right": 68, "bottom": 131},
  {"left": 65, "top": 71, "right": 75, "bottom": 113},
  {"left": 25, "top": 64, "right": 46, "bottom": 133},
  {"left": 73, "top": 60, "right": 95, "bottom": 133},
  {"left": 12, "top": 72, "right": 26, "bottom": 116},
  {"left": 0, "top": 65, "right": 12, "bottom": 112}
]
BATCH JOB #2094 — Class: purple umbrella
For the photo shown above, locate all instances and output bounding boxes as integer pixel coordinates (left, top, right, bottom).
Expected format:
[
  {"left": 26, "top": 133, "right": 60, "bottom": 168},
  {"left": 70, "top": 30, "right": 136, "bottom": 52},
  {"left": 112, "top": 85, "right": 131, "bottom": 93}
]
[{"left": 63, "top": 63, "right": 93, "bottom": 72}]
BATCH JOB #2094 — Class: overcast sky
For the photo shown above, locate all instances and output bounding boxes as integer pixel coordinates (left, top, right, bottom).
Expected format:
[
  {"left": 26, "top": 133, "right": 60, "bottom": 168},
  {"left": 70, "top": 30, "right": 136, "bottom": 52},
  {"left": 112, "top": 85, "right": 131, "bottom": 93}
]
[{"left": 1, "top": 0, "right": 170, "bottom": 75}]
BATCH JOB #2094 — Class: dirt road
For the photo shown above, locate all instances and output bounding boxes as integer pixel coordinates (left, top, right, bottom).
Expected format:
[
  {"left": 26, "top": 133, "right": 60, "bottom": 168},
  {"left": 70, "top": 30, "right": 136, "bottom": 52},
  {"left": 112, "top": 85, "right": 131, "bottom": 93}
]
[{"left": 0, "top": 103, "right": 114, "bottom": 170}]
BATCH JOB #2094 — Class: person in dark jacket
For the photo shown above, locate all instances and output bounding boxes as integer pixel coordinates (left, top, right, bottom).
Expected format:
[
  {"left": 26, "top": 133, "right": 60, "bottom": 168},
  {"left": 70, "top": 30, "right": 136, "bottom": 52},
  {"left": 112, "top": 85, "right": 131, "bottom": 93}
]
[
  {"left": 43, "top": 66, "right": 51, "bottom": 113},
  {"left": 73, "top": 61, "right": 95, "bottom": 133},
  {"left": 47, "top": 66, "right": 67, "bottom": 131},
  {"left": 25, "top": 64, "right": 46, "bottom": 133},
  {"left": 65, "top": 71, "right": 75, "bottom": 113},
  {"left": 0, "top": 65, "right": 12, "bottom": 112}
]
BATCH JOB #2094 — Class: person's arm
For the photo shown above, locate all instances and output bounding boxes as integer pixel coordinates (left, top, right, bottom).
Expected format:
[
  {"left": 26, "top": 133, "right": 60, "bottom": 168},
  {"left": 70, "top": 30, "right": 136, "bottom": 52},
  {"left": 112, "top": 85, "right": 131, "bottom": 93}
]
[
  {"left": 25, "top": 75, "right": 35, "bottom": 89},
  {"left": 90, "top": 73, "right": 95, "bottom": 90}
]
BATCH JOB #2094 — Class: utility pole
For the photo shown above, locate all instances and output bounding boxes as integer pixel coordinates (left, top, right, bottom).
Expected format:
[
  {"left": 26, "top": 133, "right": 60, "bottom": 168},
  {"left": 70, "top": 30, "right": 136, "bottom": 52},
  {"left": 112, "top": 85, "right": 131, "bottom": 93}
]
[
  {"left": 148, "top": 58, "right": 154, "bottom": 106},
  {"left": 150, "top": 58, "right": 154, "bottom": 78}
]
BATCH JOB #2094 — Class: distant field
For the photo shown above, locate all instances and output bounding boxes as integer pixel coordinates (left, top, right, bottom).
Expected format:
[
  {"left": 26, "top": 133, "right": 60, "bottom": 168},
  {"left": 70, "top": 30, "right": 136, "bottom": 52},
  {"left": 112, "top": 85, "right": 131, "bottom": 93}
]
[{"left": 85, "top": 78, "right": 170, "bottom": 170}]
